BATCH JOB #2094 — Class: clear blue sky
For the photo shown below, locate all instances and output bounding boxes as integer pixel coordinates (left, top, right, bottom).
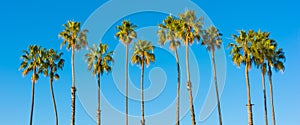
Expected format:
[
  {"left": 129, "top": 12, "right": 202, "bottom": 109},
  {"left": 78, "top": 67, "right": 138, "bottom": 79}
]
[{"left": 0, "top": 0, "right": 299, "bottom": 125}]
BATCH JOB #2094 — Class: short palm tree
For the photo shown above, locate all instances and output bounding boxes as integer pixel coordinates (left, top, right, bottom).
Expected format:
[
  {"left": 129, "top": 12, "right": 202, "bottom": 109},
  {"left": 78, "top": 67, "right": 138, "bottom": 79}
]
[
  {"left": 157, "top": 15, "right": 182, "bottom": 125},
  {"left": 131, "top": 40, "right": 155, "bottom": 125},
  {"left": 228, "top": 30, "right": 256, "bottom": 125},
  {"left": 85, "top": 43, "right": 114, "bottom": 125},
  {"left": 115, "top": 20, "right": 137, "bottom": 125},
  {"left": 265, "top": 40, "right": 285, "bottom": 125},
  {"left": 201, "top": 26, "right": 223, "bottom": 125},
  {"left": 42, "top": 48, "right": 65, "bottom": 125},
  {"left": 178, "top": 10, "right": 203, "bottom": 125},
  {"left": 59, "top": 20, "right": 88, "bottom": 125},
  {"left": 19, "top": 45, "right": 45, "bottom": 125}
]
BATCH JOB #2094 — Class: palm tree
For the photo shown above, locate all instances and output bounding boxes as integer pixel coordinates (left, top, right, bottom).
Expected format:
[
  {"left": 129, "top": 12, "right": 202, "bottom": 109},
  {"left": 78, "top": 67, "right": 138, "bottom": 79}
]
[
  {"left": 252, "top": 31, "right": 275, "bottom": 125},
  {"left": 228, "top": 30, "right": 256, "bottom": 125},
  {"left": 19, "top": 45, "right": 45, "bottom": 125},
  {"left": 59, "top": 20, "right": 88, "bottom": 125},
  {"left": 201, "top": 26, "right": 223, "bottom": 125},
  {"left": 177, "top": 10, "right": 203, "bottom": 125},
  {"left": 157, "top": 15, "right": 182, "bottom": 125},
  {"left": 115, "top": 20, "right": 137, "bottom": 125},
  {"left": 42, "top": 48, "right": 65, "bottom": 125},
  {"left": 265, "top": 39, "right": 285, "bottom": 125},
  {"left": 131, "top": 40, "right": 155, "bottom": 125},
  {"left": 85, "top": 43, "right": 114, "bottom": 125}
]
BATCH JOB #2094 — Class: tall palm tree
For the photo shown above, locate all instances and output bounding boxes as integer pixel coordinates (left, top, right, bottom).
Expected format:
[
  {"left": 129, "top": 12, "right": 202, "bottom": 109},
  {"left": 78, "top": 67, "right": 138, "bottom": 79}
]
[
  {"left": 177, "top": 10, "right": 203, "bottom": 125},
  {"left": 252, "top": 31, "right": 275, "bottom": 125},
  {"left": 85, "top": 43, "right": 114, "bottom": 125},
  {"left": 201, "top": 26, "right": 223, "bottom": 125},
  {"left": 19, "top": 45, "right": 45, "bottom": 125},
  {"left": 131, "top": 40, "right": 155, "bottom": 125},
  {"left": 59, "top": 20, "right": 88, "bottom": 125},
  {"left": 157, "top": 15, "right": 182, "bottom": 125},
  {"left": 115, "top": 20, "right": 137, "bottom": 125},
  {"left": 228, "top": 30, "right": 256, "bottom": 125},
  {"left": 42, "top": 48, "right": 65, "bottom": 125},
  {"left": 265, "top": 40, "right": 285, "bottom": 125}
]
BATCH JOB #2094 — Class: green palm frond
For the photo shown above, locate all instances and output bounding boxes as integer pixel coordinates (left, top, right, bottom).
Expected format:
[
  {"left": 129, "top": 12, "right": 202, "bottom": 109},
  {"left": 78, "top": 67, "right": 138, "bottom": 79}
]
[
  {"left": 201, "top": 26, "right": 222, "bottom": 52},
  {"left": 86, "top": 42, "right": 114, "bottom": 76},
  {"left": 132, "top": 40, "right": 155, "bottom": 67},
  {"left": 115, "top": 20, "right": 137, "bottom": 45},
  {"left": 59, "top": 20, "right": 88, "bottom": 51}
]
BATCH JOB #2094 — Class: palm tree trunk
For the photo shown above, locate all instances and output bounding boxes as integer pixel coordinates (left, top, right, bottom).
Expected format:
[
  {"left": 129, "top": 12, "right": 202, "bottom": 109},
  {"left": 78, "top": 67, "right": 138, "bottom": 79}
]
[
  {"left": 175, "top": 49, "right": 181, "bottom": 125},
  {"left": 125, "top": 44, "right": 129, "bottom": 125},
  {"left": 71, "top": 45, "right": 76, "bottom": 125},
  {"left": 185, "top": 41, "right": 196, "bottom": 125},
  {"left": 50, "top": 76, "right": 59, "bottom": 125},
  {"left": 245, "top": 62, "right": 254, "bottom": 125},
  {"left": 140, "top": 55, "right": 145, "bottom": 125},
  {"left": 29, "top": 68, "right": 36, "bottom": 125},
  {"left": 268, "top": 65, "right": 276, "bottom": 125},
  {"left": 261, "top": 72, "right": 268, "bottom": 125},
  {"left": 97, "top": 73, "right": 101, "bottom": 125},
  {"left": 212, "top": 51, "right": 223, "bottom": 125}
]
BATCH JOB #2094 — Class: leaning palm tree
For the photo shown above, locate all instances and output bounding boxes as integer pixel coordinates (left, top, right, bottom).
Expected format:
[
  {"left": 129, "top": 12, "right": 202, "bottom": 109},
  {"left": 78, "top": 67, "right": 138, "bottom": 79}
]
[
  {"left": 157, "top": 15, "right": 182, "bottom": 125},
  {"left": 265, "top": 40, "right": 285, "bottom": 125},
  {"left": 228, "top": 30, "right": 256, "bottom": 125},
  {"left": 42, "top": 48, "right": 65, "bottom": 125},
  {"left": 252, "top": 31, "right": 275, "bottom": 125},
  {"left": 131, "top": 40, "right": 155, "bottom": 125},
  {"left": 177, "top": 10, "right": 203, "bottom": 125},
  {"left": 59, "top": 20, "right": 88, "bottom": 125},
  {"left": 115, "top": 20, "right": 137, "bottom": 125},
  {"left": 19, "top": 45, "right": 45, "bottom": 125},
  {"left": 85, "top": 43, "right": 114, "bottom": 125},
  {"left": 201, "top": 26, "right": 223, "bottom": 125}
]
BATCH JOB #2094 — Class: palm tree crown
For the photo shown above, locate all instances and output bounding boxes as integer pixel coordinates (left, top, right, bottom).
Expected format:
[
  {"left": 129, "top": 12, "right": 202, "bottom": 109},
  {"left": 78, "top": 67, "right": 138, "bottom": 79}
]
[
  {"left": 86, "top": 43, "right": 114, "bottom": 75},
  {"left": 59, "top": 20, "right": 88, "bottom": 50},
  {"left": 201, "top": 26, "right": 222, "bottom": 52},
  {"left": 131, "top": 40, "right": 155, "bottom": 66},
  {"left": 42, "top": 48, "right": 65, "bottom": 80},
  {"left": 19, "top": 45, "right": 45, "bottom": 80},
  {"left": 115, "top": 20, "right": 137, "bottom": 45},
  {"left": 157, "top": 15, "right": 181, "bottom": 50}
]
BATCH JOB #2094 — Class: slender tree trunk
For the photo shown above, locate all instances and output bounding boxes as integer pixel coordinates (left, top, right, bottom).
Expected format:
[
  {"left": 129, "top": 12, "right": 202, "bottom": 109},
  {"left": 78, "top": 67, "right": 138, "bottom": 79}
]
[
  {"left": 125, "top": 44, "right": 129, "bottom": 125},
  {"left": 50, "top": 76, "right": 59, "bottom": 125},
  {"left": 185, "top": 41, "right": 196, "bottom": 125},
  {"left": 97, "top": 73, "right": 101, "bottom": 125},
  {"left": 29, "top": 68, "right": 36, "bottom": 125},
  {"left": 245, "top": 62, "right": 254, "bottom": 125},
  {"left": 212, "top": 51, "right": 223, "bottom": 125},
  {"left": 71, "top": 45, "right": 76, "bottom": 125},
  {"left": 268, "top": 65, "right": 276, "bottom": 125},
  {"left": 261, "top": 72, "right": 268, "bottom": 125},
  {"left": 175, "top": 49, "right": 181, "bottom": 125},
  {"left": 140, "top": 55, "right": 145, "bottom": 125}
]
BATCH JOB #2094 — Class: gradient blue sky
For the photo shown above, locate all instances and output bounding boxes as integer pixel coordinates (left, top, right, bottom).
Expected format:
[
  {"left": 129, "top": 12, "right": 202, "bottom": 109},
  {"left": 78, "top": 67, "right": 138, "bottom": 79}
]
[{"left": 0, "top": 0, "right": 299, "bottom": 125}]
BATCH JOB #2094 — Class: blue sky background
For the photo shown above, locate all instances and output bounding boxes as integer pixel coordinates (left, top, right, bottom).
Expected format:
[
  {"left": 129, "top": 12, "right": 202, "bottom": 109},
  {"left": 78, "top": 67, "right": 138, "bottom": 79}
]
[{"left": 0, "top": 0, "right": 299, "bottom": 125}]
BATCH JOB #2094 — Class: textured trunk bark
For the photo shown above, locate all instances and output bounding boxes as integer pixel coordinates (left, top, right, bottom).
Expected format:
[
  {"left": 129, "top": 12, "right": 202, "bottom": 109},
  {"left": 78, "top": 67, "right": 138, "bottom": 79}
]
[
  {"left": 212, "top": 51, "right": 223, "bottom": 125},
  {"left": 29, "top": 68, "right": 36, "bottom": 125},
  {"left": 261, "top": 72, "right": 268, "bottom": 125},
  {"left": 185, "top": 41, "right": 196, "bottom": 125},
  {"left": 245, "top": 62, "right": 254, "bottom": 125},
  {"left": 125, "top": 44, "right": 129, "bottom": 125},
  {"left": 140, "top": 55, "right": 145, "bottom": 125},
  {"left": 71, "top": 45, "right": 76, "bottom": 125},
  {"left": 50, "top": 76, "right": 59, "bottom": 125},
  {"left": 175, "top": 49, "right": 181, "bottom": 125},
  {"left": 97, "top": 73, "right": 101, "bottom": 125},
  {"left": 268, "top": 64, "right": 276, "bottom": 125}
]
